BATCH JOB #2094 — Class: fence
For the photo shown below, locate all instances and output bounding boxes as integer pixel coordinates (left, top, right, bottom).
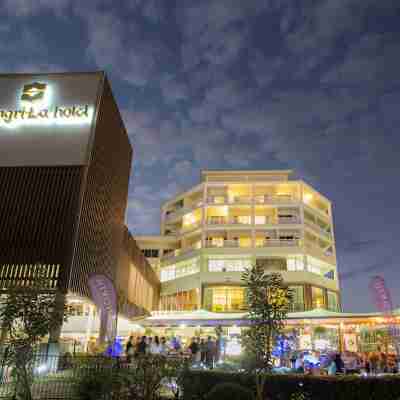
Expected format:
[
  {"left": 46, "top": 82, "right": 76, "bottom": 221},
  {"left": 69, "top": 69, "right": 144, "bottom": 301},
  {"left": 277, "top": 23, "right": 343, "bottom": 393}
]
[
  {"left": 0, "top": 352, "right": 186, "bottom": 400},
  {"left": 0, "top": 353, "right": 127, "bottom": 400}
]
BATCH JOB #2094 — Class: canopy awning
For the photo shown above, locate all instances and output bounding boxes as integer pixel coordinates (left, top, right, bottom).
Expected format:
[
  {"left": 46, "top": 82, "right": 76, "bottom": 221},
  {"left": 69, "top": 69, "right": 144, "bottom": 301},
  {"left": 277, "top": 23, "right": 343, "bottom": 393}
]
[{"left": 136, "top": 308, "right": 400, "bottom": 327}]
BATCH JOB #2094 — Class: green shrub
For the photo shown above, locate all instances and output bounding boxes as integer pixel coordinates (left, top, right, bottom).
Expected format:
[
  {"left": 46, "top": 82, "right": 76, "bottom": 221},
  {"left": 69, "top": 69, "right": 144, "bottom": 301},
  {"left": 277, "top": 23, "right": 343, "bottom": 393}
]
[
  {"left": 74, "top": 370, "right": 117, "bottom": 400},
  {"left": 205, "top": 383, "right": 253, "bottom": 400},
  {"left": 182, "top": 370, "right": 400, "bottom": 400}
]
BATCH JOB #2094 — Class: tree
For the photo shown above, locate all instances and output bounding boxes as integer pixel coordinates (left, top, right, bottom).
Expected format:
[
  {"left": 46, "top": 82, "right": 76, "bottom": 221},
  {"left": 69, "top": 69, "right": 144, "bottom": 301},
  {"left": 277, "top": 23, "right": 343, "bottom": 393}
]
[
  {"left": 0, "top": 267, "right": 67, "bottom": 400},
  {"left": 241, "top": 264, "right": 292, "bottom": 400}
]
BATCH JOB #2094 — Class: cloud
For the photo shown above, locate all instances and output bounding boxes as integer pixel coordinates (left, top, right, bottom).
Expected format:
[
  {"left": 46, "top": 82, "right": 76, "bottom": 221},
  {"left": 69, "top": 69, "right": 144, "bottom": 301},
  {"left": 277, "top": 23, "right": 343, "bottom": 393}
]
[
  {"left": 1, "top": 0, "right": 71, "bottom": 17},
  {"left": 340, "top": 256, "right": 395, "bottom": 281},
  {"left": 75, "top": 2, "right": 174, "bottom": 86}
]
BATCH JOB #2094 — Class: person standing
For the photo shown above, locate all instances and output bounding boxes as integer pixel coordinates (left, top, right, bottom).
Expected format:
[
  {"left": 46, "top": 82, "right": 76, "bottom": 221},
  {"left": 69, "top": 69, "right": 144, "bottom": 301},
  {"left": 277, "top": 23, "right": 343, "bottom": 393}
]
[
  {"left": 188, "top": 337, "right": 199, "bottom": 362},
  {"left": 125, "top": 336, "right": 134, "bottom": 363},
  {"left": 334, "top": 353, "right": 344, "bottom": 374},
  {"left": 137, "top": 336, "right": 147, "bottom": 355},
  {"left": 206, "top": 336, "right": 215, "bottom": 369},
  {"left": 200, "top": 338, "right": 207, "bottom": 364},
  {"left": 150, "top": 336, "right": 162, "bottom": 354},
  {"left": 160, "top": 337, "right": 169, "bottom": 355}
]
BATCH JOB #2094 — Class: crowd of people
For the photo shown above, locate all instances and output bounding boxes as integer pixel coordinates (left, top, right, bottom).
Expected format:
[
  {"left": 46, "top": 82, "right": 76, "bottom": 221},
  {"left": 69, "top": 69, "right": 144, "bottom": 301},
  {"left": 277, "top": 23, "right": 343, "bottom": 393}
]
[
  {"left": 124, "top": 335, "right": 399, "bottom": 376},
  {"left": 288, "top": 350, "right": 399, "bottom": 375},
  {"left": 125, "top": 335, "right": 221, "bottom": 367}
]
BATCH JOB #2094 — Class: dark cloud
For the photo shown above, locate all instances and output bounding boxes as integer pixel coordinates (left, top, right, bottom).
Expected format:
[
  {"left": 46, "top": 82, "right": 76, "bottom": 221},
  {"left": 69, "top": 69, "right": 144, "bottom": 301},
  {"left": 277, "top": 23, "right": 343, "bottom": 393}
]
[{"left": 1, "top": 0, "right": 400, "bottom": 311}]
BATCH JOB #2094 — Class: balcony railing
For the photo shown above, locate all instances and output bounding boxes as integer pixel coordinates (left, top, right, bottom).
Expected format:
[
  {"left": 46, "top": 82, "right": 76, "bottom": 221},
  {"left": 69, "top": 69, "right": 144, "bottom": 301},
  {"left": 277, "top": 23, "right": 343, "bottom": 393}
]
[
  {"left": 230, "top": 196, "right": 252, "bottom": 204},
  {"left": 256, "top": 239, "right": 300, "bottom": 248},
  {"left": 207, "top": 196, "right": 228, "bottom": 204},
  {"left": 207, "top": 196, "right": 252, "bottom": 204},
  {"left": 180, "top": 222, "right": 201, "bottom": 233},
  {"left": 161, "top": 246, "right": 199, "bottom": 260},
  {"left": 289, "top": 303, "right": 305, "bottom": 312},
  {"left": 304, "top": 241, "right": 335, "bottom": 258},
  {"left": 206, "top": 217, "right": 252, "bottom": 225},
  {"left": 255, "top": 194, "right": 296, "bottom": 203},
  {"left": 304, "top": 219, "right": 332, "bottom": 238},
  {"left": 165, "top": 201, "right": 203, "bottom": 221},
  {"left": 278, "top": 217, "right": 300, "bottom": 224},
  {"left": 205, "top": 240, "right": 250, "bottom": 248}
]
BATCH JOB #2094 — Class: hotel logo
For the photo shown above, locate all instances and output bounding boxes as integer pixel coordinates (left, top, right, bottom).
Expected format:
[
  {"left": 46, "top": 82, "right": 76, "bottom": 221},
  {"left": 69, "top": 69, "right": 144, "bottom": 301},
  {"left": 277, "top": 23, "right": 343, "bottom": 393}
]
[
  {"left": 21, "top": 82, "right": 47, "bottom": 102},
  {"left": 0, "top": 82, "right": 93, "bottom": 128}
]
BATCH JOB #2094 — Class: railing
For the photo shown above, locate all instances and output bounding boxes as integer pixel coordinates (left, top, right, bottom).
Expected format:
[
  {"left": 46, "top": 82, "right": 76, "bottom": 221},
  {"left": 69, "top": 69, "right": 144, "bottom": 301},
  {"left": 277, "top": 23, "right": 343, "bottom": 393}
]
[
  {"left": 0, "top": 353, "right": 190, "bottom": 400},
  {"left": 205, "top": 240, "right": 246, "bottom": 248},
  {"left": 289, "top": 303, "right": 305, "bottom": 312},
  {"left": 207, "top": 196, "right": 228, "bottom": 204},
  {"left": 161, "top": 246, "right": 199, "bottom": 260},
  {"left": 206, "top": 217, "right": 252, "bottom": 225},
  {"left": 165, "top": 202, "right": 203, "bottom": 221},
  {"left": 207, "top": 196, "right": 252, "bottom": 204},
  {"left": 230, "top": 196, "right": 252, "bottom": 204},
  {"left": 254, "top": 194, "right": 296, "bottom": 203},
  {"left": 256, "top": 239, "right": 299, "bottom": 248},
  {"left": 304, "top": 219, "right": 332, "bottom": 238},
  {"left": 278, "top": 217, "right": 300, "bottom": 224},
  {"left": 180, "top": 223, "right": 201, "bottom": 233}
]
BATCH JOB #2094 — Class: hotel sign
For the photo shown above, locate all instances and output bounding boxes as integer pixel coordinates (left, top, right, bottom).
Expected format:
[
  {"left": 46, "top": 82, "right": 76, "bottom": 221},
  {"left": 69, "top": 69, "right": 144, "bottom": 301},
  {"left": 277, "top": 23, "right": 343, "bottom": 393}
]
[
  {"left": 0, "top": 81, "right": 93, "bottom": 128},
  {"left": 0, "top": 73, "right": 103, "bottom": 167}
]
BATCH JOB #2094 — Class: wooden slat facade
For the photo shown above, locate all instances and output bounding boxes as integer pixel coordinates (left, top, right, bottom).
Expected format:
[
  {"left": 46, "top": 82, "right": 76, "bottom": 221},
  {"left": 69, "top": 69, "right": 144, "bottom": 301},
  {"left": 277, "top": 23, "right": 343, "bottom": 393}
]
[{"left": 0, "top": 73, "right": 160, "bottom": 322}]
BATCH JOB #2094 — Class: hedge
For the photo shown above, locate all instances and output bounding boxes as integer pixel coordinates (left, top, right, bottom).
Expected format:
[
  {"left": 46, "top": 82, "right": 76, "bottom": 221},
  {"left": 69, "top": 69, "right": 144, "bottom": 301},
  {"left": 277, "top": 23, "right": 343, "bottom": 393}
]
[{"left": 182, "top": 370, "right": 400, "bottom": 400}]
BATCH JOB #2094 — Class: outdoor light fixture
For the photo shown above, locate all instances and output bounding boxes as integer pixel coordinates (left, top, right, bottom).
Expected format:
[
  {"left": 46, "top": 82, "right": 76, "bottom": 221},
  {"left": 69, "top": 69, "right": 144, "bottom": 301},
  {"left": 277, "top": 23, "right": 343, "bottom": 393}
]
[{"left": 304, "top": 193, "right": 313, "bottom": 202}]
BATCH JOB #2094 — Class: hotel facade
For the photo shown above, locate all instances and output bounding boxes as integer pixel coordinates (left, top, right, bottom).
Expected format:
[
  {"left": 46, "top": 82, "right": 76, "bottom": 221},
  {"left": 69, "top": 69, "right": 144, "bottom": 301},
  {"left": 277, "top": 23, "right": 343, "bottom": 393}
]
[
  {"left": 136, "top": 170, "right": 340, "bottom": 316},
  {"left": 0, "top": 72, "right": 159, "bottom": 349}
]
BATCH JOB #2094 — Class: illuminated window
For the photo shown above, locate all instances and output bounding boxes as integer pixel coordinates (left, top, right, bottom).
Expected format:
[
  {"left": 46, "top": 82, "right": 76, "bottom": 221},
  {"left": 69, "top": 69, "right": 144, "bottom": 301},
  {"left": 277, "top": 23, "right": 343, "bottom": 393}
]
[
  {"left": 327, "top": 291, "right": 339, "bottom": 311},
  {"left": 160, "top": 266, "right": 176, "bottom": 282},
  {"left": 235, "top": 215, "right": 251, "bottom": 224},
  {"left": 208, "top": 259, "right": 251, "bottom": 272},
  {"left": 238, "top": 237, "right": 251, "bottom": 247},
  {"left": 255, "top": 215, "right": 268, "bottom": 224},
  {"left": 311, "top": 287, "right": 325, "bottom": 309},
  {"left": 211, "top": 237, "right": 224, "bottom": 247},
  {"left": 204, "top": 286, "right": 247, "bottom": 312},
  {"left": 160, "top": 289, "right": 199, "bottom": 311},
  {"left": 175, "top": 257, "right": 200, "bottom": 278},
  {"left": 287, "top": 257, "right": 304, "bottom": 271},
  {"left": 161, "top": 258, "right": 200, "bottom": 282},
  {"left": 214, "top": 196, "right": 226, "bottom": 204},
  {"left": 289, "top": 286, "right": 305, "bottom": 312}
]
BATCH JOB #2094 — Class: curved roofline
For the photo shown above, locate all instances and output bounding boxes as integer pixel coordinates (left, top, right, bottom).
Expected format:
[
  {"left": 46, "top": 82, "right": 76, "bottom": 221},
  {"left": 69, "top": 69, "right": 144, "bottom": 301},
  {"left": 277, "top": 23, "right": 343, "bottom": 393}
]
[{"left": 201, "top": 169, "right": 293, "bottom": 175}]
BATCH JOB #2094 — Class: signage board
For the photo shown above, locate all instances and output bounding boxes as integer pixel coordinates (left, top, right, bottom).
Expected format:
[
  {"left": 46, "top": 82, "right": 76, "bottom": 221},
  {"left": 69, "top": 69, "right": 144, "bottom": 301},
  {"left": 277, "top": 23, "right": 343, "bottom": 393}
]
[
  {"left": 88, "top": 273, "right": 118, "bottom": 343},
  {"left": 0, "top": 72, "right": 103, "bottom": 166}
]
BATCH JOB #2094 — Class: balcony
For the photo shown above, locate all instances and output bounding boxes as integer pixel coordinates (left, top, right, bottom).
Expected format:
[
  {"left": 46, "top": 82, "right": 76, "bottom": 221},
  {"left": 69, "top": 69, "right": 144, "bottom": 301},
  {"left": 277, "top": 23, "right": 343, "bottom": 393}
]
[
  {"left": 304, "top": 219, "right": 332, "bottom": 239},
  {"left": 161, "top": 245, "right": 199, "bottom": 260},
  {"left": 207, "top": 196, "right": 252, "bottom": 204},
  {"left": 165, "top": 202, "right": 203, "bottom": 221},
  {"left": 289, "top": 302, "right": 305, "bottom": 312},
  {"left": 256, "top": 239, "right": 300, "bottom": 248},
  {"left": 255, "top": 194, "right": 296, "bottom": 204},
  {"left": 207, "top": 196, "right": 228, "bottom": 204},
  {"left": 206, "top": 216, "right": 252, "bottom": 226},
  {"left": 180, "top": 222, "right": 201, "bottom": 234},
  {"left": 205, "top": 239, "right": 250, "bottom": 248},
  {"left": 277, "top": 216, "right": 300, "bottom": 224},
  {"left": 229, "top": 195, "right": 252, "bottom": 204}
]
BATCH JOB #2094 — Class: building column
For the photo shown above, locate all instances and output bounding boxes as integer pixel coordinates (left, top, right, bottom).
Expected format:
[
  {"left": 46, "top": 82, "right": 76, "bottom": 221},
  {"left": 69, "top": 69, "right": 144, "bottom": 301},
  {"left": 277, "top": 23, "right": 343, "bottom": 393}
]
[
  {"left": 201, "top": 184, "right": 207, "bottom": 249},
  {"left": 49, "top": 291, "right": 67, "bottom": 343},
  {"left": 84, "top": 305, "right": 95, "bottom": 352},
  {"left": 251, "top": 183, "right": 255, "bottom": 249}
]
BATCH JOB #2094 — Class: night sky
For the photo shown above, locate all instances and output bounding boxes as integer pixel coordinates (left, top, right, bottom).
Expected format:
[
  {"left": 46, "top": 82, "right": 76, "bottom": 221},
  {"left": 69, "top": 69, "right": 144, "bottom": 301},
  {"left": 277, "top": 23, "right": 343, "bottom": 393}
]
[{"left": 1, "top": 0, "right": 399, "bottom": 312}]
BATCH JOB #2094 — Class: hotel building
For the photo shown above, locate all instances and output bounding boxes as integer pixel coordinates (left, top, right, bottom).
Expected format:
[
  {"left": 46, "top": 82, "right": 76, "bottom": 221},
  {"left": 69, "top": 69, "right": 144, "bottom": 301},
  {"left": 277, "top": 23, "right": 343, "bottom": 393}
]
[
  {"left": 0, "top": 72, "right": 159, "bottom": 348},
  {"left": 137, "top": 170, "right": 340, "bottom": 315}
]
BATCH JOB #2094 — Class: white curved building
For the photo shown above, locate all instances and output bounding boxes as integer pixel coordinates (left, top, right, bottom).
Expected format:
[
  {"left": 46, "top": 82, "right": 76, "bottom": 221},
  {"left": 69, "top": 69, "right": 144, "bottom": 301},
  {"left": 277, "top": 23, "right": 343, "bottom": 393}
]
[{"left": 136, "top": 170, "right": 340, "bottom": 315}]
